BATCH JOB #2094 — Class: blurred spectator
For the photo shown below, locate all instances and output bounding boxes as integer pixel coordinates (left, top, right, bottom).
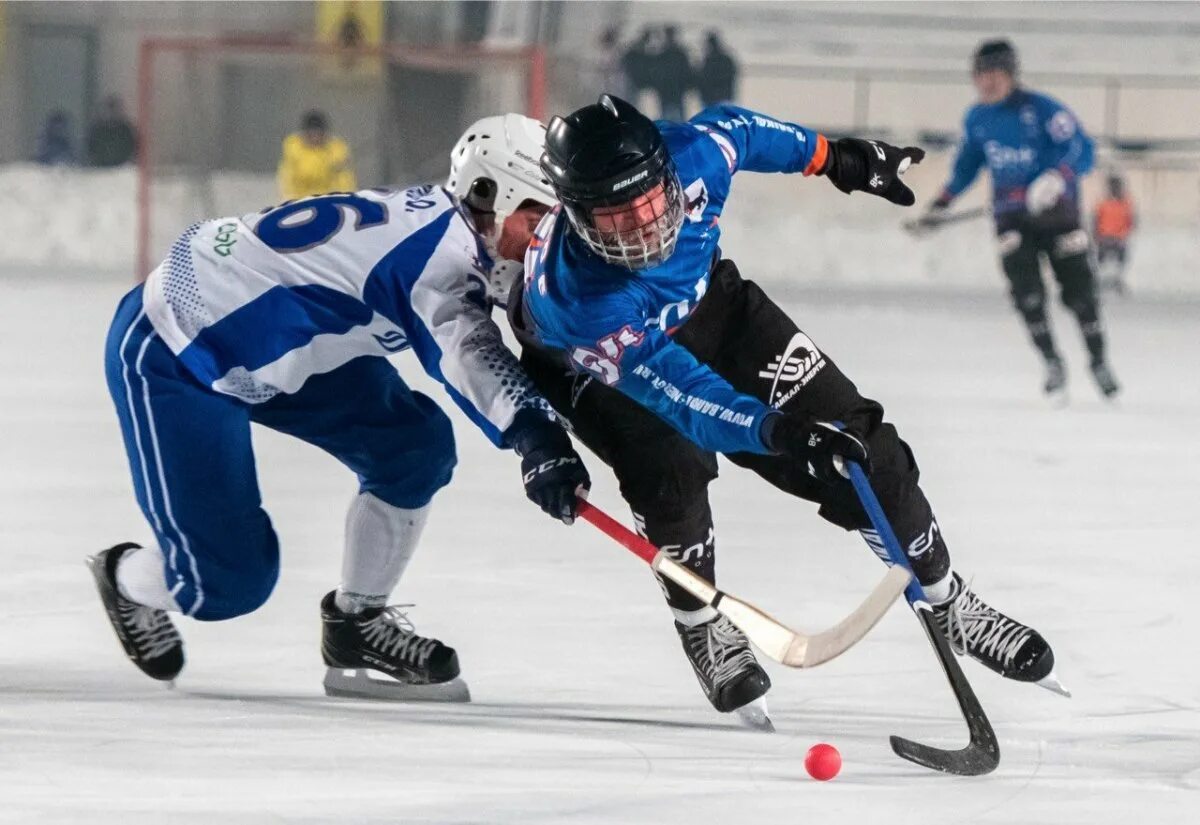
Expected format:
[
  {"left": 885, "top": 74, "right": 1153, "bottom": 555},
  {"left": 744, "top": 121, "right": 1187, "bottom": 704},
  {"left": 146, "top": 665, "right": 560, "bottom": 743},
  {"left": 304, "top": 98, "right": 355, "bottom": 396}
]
[
  {"left": 277, "top": 110, "right": 356, "bottom": 200},
  {"left": 596, "top": 26, "right": 631, "bottom": 100},
  {"left": 87, "top": 95, "right": 138, "bottom": 167},
  {"left": 649, "top": 25, "right": 693, "bottom": 120},
  {"left": 696, "top": 31, "right": 738, "bottom": 107},
  {"left": 36, "top": 110, "right": 76, "bottom": 166},
  {"left": 620, "top": 28, "right": 655, "bottom": 103},
  {"left": 1093, "top": 173, "right": 1136, "bottom": 295}
]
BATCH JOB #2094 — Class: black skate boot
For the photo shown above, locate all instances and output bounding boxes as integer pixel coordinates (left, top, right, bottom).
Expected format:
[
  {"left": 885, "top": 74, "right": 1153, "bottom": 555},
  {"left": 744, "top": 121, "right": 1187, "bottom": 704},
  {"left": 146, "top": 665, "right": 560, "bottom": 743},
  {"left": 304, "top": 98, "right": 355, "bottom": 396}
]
[
  {"left": 87, "top": 543, "right": 184, "bottom": 683},
  {"left": 320, "top": 591, "right": 469, "bottom": 702},
  {"left": 932, "top": 574, "right": 1068, "bottom": 696},
  {"left": 1043, "top": 357, "right": 1067, "bottom": 402},
  {"left": 1089, "top": 360, "right": 1120, "bottom": 400},
  {"left": 675, "top": 614, "right": 773, "bottom": 730}
]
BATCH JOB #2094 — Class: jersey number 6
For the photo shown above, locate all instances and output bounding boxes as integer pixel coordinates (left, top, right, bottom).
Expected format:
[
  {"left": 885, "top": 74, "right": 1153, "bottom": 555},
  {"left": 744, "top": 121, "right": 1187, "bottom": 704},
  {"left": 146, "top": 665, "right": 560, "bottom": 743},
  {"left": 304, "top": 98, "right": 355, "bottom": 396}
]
[{"left": 255, "top": 194, "right": 388, "bottom": 253}]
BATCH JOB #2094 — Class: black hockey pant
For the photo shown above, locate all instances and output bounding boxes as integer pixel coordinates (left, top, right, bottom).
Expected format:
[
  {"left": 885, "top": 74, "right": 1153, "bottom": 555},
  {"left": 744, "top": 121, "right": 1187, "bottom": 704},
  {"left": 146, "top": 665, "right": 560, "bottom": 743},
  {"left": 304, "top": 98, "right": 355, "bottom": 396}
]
[
  {"left": 997, "top": 215, "right": 1107, "bottom": 365},
  {"left": 519, "top": 260, "right": 951, "bottom": 612}
]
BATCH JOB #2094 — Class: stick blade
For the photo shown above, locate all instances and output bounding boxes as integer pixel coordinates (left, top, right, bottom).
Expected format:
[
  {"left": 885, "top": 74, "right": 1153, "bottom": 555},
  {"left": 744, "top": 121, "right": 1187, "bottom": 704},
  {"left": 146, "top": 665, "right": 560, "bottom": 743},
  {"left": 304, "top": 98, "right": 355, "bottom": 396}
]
[
  {"left": 888, "top": 607, "right": 1000, "bottom": 776},
  {"left": 788, "top": 566, "right": 912, "bottom": 667},
  {"left": 890, "top": 734, "right": 999, "bottom": 776}
]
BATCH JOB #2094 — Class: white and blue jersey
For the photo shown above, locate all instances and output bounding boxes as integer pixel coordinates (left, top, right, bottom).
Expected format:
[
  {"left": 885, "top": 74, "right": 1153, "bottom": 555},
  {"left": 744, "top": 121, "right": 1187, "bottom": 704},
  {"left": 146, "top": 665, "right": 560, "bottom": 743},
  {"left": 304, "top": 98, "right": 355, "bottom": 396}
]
[
  {"left": 143, "top": 185, "right": 549, "bottom": 447},
  {"left": 942, "top": 88, "right": 1094, "bottom": 215},
  {"left": 521, "top": 105, "right": 827, "bottom": 456}
]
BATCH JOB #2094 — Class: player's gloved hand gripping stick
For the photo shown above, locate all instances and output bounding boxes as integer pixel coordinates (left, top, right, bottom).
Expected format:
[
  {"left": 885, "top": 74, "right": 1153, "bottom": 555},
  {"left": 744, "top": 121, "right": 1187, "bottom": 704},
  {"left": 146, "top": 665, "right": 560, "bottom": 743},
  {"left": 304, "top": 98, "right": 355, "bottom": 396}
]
[
  {"left": 843, "top": 457, "right": 1001, "bottom": 777},
  {"left": 576, "top": 498, "right": 911, "bottom": 669}
]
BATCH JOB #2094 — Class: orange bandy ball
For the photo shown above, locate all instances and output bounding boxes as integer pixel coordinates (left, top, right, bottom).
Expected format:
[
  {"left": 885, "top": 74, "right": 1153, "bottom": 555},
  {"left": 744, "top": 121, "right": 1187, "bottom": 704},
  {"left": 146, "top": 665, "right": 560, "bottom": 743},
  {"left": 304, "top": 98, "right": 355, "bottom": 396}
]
[{"left": 804, "top": 743, "right": 842, "bottom": 781}]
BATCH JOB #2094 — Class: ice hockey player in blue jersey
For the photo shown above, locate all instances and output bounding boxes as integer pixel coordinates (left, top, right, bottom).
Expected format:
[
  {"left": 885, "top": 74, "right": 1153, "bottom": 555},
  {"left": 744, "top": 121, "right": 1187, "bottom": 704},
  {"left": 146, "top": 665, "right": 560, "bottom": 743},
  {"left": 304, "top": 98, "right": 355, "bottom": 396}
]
[
  {"left": 507, "top": 95, "right": 1067, "bottom": 727},
  {"left": 91, "top": 115, "right": 590, "bottom": 701},
  {"left": 921, "top": 39, "right": 1119, "bottom": 401}
]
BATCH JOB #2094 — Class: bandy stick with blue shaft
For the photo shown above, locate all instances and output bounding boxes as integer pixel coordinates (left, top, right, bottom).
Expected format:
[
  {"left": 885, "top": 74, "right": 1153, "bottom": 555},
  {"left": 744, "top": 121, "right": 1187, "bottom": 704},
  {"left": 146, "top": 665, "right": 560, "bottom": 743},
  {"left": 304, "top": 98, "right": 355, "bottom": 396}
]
[{"left": 844, "top": 459, "right": 1000, "bottom": 776}]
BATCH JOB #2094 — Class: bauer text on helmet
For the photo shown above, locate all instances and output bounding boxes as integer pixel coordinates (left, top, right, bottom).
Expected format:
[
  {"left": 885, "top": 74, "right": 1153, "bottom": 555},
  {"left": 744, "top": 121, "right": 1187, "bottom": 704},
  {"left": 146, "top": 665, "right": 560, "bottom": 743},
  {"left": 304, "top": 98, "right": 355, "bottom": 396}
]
[{"left": 540, "top": 95, "right": 686, "bottom": 270}]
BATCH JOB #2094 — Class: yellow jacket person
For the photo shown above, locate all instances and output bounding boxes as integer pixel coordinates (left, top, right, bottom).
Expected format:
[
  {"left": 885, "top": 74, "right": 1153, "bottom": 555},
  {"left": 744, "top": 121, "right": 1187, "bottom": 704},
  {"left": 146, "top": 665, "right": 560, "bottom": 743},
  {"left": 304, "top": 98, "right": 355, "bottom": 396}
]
[{"left": 278, "top": 110, "right": 356, "bottom": 199}]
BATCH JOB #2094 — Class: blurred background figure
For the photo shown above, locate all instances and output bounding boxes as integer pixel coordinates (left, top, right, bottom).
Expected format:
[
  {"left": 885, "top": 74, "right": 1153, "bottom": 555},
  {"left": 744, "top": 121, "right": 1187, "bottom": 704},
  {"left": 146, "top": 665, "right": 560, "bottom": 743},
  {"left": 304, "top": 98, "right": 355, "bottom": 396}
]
[
  {"left": 35, "top": 110, "right": 76, "bottom": 166},
  {"left": 595, "top": 26, "right": 632, "bottom": 100},
  {"left": 620, "top": 27, "right": 656, "bottom": 110},
  {"left": 696, "top": 30, "right": 738, "bottom": 107},
  {"left": 277, "top": 109, "right": 356, "bottom": 200},
  {"left": 86, "top": 95, "right": 137, "bottom": 168},
  {"left": 649, "top": 25, "right": 692, "bottom": 120},
  {"left": 1093, "top": 173, "right": 1136, "bottom": 295},
  {"left": 924, "top": 38, "right": 1119, "bottom": 401}
]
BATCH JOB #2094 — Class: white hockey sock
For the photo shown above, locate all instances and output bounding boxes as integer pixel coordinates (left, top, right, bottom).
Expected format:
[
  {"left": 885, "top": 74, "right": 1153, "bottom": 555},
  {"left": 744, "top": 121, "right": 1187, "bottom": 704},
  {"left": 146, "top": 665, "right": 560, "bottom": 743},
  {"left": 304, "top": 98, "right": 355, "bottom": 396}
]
[
  {"left": 116, "top": 545, "right": 182, "bottom": 612},
  {"left": 923, "top": 570, "right": 956, "bottom": 606},
  {"left": 336, "top": 493, "right": 430, "bottom": 614}
]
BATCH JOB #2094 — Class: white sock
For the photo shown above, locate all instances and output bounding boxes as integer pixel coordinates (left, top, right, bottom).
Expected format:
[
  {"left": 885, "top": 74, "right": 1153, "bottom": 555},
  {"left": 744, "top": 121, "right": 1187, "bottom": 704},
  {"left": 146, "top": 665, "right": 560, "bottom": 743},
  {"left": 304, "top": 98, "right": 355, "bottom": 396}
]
[
  {"left": 923, "top": 570, "right": 957, "bottom": 606},
  {"left": 116, "top": 545, "right": 182, "bottom": 612},
  {"left": 335, "top": 493, "right": 430, "bottom": 614}
]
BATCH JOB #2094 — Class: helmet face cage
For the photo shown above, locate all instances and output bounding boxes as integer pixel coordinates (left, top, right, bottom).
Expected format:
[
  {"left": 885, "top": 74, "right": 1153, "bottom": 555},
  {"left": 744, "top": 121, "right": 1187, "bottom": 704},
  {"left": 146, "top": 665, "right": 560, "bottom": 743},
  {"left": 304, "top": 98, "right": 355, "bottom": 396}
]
[{"left": 561, "top": 162, "right": 686, "bottom": 270}]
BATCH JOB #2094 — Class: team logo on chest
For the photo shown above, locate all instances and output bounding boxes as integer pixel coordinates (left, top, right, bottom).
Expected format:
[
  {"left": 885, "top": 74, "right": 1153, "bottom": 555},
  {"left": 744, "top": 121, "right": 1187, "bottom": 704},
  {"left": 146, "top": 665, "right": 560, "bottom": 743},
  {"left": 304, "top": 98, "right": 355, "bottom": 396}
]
[
  {"left": 684, "top": 179, "right": 709, "bottom": 223},
  {"left": 759, "top": 331, "right": 826, "bottom": 408}
]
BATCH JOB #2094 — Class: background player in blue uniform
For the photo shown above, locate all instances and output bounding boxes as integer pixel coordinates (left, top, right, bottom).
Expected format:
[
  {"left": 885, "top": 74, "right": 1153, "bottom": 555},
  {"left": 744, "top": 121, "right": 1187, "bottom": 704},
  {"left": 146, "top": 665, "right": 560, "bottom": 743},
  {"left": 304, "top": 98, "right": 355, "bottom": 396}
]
[
  {"left": 91, "top": 116, "right": 589, "bottom": 700},
  {"left": 923, "top": 39, "right": 1119, "bottom": 400},
  {"left": 508, "top": 96, "right": 1065, "bottom": 725}
]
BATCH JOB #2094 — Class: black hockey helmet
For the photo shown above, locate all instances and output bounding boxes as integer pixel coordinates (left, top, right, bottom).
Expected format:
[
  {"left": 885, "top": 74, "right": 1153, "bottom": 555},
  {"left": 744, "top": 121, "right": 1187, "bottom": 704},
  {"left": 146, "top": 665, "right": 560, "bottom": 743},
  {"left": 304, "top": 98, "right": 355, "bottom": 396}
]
[
  {"left": 540, "top": 95, "right": 685, "bottom": 269},
  {"left": 973, "top": 39, "right": 1018, "bottom": 76}
]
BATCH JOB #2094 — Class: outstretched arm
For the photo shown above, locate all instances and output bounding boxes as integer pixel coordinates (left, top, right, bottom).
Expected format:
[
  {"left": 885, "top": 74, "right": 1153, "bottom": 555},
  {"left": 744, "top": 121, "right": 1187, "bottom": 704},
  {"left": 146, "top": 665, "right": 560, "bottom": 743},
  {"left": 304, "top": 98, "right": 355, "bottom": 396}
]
[
  {"left": 567, "top": 322, "right": 868, "bottom": 482},
  {"left": 690, "top": 103, "right": 924, "bottom": 206}
]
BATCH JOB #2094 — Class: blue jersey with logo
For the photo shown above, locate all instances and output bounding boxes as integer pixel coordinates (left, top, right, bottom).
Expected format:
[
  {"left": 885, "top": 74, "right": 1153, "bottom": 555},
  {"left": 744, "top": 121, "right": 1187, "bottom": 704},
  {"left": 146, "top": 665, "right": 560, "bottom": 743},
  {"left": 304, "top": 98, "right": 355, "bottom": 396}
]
[
  {"left": 943, "top": 88, "right": 1094, "bottom": 215},
  {"left": 522, "top": 105, "right": 826, "bottom": 456}
]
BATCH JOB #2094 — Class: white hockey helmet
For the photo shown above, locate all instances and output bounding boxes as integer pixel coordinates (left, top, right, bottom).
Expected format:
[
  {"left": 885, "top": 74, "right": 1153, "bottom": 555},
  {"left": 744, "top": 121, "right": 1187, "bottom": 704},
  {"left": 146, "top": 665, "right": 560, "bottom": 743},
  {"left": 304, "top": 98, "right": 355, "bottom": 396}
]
[
  {"left": 447, "top": 114, "right": 556, "bottom": 303},
  {"left": 447, "top": 113, "right": 555, "bottom": 230}
]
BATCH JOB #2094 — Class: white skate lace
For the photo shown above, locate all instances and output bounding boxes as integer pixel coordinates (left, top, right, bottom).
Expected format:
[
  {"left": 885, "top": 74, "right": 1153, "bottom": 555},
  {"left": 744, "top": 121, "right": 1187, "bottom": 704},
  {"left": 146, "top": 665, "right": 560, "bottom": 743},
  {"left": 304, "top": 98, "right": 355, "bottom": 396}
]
[
  {"left": 360, "top": 605, "right": 440, "bottom": 667},
  {"left": 118, "top": 601, "right": 179, "bottom": 660},
  {"left": 686, "top": 617, "right": 756, "bottom": 687},
  {"left": 941, "top": 579, "right": 1032, "bottom": 669}
]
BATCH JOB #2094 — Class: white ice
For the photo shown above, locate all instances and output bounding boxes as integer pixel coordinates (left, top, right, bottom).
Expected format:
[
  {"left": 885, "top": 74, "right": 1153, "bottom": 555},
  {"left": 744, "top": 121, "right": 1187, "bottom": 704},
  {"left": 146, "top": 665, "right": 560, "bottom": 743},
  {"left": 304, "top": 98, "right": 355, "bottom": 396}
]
[{"left": 2, "top": 277, "right": 1198, "bottom": 824}]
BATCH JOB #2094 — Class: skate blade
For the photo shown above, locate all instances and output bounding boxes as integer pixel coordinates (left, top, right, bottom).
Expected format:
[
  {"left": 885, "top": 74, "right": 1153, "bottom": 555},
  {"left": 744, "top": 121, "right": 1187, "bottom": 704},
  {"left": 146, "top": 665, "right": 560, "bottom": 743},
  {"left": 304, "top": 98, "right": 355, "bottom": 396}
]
[
  {"left": 733, "top": 697, "right": 774, "bottom": 733},
  {"left": 1046, "top": 388, "right": 1069, "bottom": 409},
  {"left": 1035, "top": 669, "right": 1072, "bottom": 698},
  {"left": 322, "top": 667, "right": 471, "bottom": 703}
]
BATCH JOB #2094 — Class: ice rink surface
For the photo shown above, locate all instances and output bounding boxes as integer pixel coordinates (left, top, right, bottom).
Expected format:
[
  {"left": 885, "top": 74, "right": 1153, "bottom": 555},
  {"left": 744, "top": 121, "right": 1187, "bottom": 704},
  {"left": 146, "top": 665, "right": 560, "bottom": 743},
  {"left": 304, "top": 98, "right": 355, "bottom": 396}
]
[{"left": 2, "top": 276, "right": 1198, "bottom": 824}]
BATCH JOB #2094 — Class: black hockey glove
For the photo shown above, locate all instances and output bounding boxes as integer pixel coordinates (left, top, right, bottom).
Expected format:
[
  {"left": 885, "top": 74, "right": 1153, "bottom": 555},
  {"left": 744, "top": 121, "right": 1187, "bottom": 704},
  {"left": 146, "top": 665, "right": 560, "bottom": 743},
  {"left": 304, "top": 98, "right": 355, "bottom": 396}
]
[
  {"left": 509, "top": 410, "right": 591, "bottom": 524},
  {"left": 761, "top": 414, "right": 870, "bottom": 485},
  {"left": 822, "top": 138, "right": 926, "bottom": 206}
]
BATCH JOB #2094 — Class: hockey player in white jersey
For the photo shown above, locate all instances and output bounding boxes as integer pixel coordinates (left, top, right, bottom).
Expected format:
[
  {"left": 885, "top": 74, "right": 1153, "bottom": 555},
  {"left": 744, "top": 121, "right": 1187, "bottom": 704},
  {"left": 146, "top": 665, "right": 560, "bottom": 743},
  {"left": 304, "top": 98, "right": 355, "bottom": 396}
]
[{"left": 92, "top": 115, "right": 589, "bottom": 700}]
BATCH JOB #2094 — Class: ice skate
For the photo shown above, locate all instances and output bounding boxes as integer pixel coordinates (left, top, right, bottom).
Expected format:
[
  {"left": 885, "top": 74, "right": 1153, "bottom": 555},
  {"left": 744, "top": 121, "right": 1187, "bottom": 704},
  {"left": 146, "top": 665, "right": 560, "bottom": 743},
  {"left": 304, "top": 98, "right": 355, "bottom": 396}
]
[
  {"left": 1042, "top": 357, "right": 1067, "bottom": 405},
  {"left": 932, "top": 574, "right": 1068, "bottom": 697},
  {"left": 1089, "top": 360, "right": 1120, "bottom": 400},
  {"left": 88, "top": 543, "right": 184, "bottom": 683},
  {"left": 320, "top": 591, "right": 469, "bottom": 702},
  {"left": 675, "top": 614, "right": 773, "bottom": 731}
]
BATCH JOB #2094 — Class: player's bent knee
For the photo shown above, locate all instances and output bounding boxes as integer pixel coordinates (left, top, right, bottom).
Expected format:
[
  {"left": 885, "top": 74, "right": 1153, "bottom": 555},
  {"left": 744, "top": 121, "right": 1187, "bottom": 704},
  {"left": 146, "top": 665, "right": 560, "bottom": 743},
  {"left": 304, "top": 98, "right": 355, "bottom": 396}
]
[
  {"left": 615, "top": 441, "right": 717, "bottom": 522},
  {"left": 191, "top": 548, "right": 280, "bottom": 621},
  {"left": 362, "top": 408, "right": 457, "bottom": 510},
  {"left": 867, "top": 423, "right": 919, "bottom": 475}
]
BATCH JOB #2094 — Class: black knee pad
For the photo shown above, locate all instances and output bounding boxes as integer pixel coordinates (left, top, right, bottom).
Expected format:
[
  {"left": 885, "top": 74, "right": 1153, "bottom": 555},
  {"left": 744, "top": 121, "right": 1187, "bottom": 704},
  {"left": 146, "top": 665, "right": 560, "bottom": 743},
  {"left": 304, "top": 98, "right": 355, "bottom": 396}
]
[
  {"left": 614, "top": 439, "right": 718, "bottom": 523},
  {"left": 1051, "top": 250, "right": 1098, "bottom": 318},
  {"left": 818, "top": 422, "right": 919, "bottom": 532}
]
